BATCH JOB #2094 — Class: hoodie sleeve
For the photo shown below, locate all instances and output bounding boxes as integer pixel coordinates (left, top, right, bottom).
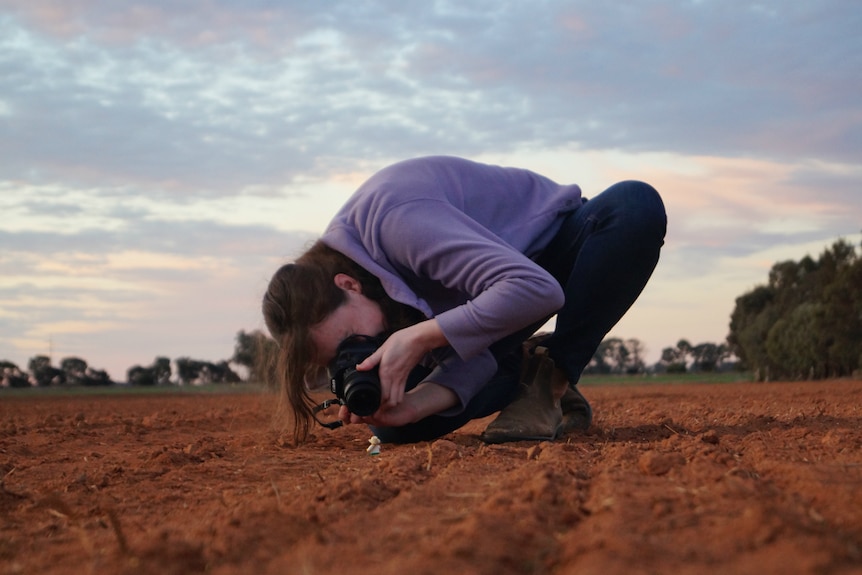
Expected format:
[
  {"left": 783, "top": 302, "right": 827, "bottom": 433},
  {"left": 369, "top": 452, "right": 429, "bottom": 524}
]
[
  {"left": 376, "top": 198, "right": 564, "bottom": 361},
  {"left": 423, "top": 348, "right": 498, "bottom": 416}
]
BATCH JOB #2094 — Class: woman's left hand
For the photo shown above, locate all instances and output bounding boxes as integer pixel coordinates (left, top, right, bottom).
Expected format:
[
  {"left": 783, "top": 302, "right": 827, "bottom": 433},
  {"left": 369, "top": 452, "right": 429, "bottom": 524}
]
[
  {"left": 339, "top": 400, "right": 419, "bottom": 428},
  {"left": 338, "top": 381, "right": 457, "bottom": 428}
]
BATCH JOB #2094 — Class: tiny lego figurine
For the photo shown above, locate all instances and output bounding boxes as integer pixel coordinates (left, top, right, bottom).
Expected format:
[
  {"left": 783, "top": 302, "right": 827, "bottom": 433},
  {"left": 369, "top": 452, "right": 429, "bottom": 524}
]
[{"left": 367, "top": 435, "right": 381, "bottom": 456}]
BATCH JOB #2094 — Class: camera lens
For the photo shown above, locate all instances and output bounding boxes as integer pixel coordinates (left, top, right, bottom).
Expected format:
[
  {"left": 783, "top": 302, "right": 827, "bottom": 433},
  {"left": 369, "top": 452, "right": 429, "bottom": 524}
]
[{"left": 342, "top": 370, "right": 381, "bottom": 417}]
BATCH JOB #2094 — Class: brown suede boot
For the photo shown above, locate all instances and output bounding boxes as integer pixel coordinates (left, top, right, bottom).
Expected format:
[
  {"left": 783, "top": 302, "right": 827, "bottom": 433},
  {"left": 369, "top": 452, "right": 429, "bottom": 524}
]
[
  {"left": 481, "top": 346, "right": 568, "bottom": 443},
  {"left": 520, "top": 332, "right": 593, "bottom": 433},
  {"left": 561, "top": 386, "right": 592, "bottom": 431}
]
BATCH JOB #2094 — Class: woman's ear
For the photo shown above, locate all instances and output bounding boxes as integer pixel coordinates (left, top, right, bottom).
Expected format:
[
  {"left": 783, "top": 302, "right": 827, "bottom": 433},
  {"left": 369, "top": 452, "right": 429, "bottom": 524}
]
[{"left": 333, "top": 273, "right": 362, "bottom": 293}]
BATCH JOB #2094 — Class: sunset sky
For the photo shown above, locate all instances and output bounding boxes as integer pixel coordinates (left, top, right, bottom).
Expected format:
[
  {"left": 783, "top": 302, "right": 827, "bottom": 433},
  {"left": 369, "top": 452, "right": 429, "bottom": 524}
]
[{"left": 1, "top": 1, "right": 860, "bottom": 380}]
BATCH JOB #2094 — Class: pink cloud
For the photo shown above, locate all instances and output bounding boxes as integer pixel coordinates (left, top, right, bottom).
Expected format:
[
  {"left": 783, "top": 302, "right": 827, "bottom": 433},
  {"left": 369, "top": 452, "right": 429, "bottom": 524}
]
[{"left": 1, "top": 1, "right": 309, "bottom": 51}]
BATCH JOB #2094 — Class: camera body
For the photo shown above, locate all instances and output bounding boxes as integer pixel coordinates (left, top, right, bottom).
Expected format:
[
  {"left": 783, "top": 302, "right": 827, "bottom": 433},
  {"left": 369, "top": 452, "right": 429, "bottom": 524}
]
[{"left": 328, "top": 335, "right": 384, "bottom": 417}]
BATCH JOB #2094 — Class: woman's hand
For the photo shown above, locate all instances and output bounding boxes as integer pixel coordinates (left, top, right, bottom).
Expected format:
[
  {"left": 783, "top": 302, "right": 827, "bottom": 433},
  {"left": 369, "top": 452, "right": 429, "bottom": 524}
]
[
  {"left": 355, "top": 319, "right": 448, "bottom": 408},
  {"left": 338, "top": 381, "right": 458, "bottom": 428},
  {"left": 338, "top": 399, "right": 419, "bottom": 428}
]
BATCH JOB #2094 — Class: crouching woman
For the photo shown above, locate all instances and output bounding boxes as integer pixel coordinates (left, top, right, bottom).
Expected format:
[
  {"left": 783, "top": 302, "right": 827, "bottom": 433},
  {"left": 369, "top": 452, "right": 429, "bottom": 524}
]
[{"left": 263, "top": 156, "right": 666, "bottom": 444}]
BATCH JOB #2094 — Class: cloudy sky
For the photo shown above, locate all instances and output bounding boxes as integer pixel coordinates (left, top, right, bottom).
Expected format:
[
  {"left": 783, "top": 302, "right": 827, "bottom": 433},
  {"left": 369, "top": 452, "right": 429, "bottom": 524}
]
[{"left": 1, "top": 1, "right": 860, "bottom": 380}]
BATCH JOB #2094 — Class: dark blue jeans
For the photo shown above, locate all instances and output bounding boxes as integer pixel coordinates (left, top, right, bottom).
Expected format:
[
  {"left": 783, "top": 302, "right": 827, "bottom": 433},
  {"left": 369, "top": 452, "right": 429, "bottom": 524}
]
[{"left": 372, "top": 180, "right": 667, "bottom": 443}]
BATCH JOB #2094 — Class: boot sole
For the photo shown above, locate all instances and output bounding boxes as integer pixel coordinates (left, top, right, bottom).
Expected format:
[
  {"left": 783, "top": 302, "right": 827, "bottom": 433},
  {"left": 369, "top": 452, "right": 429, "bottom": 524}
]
[{"left": 480, "top": 422, "right": 563, "bottom": 444}]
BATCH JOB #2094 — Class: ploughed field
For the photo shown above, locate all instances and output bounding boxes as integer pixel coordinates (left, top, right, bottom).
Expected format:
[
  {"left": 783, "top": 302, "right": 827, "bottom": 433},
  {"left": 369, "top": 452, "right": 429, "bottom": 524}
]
[{"left": 2, "top": 379, "right": 861, "bottom": 574}]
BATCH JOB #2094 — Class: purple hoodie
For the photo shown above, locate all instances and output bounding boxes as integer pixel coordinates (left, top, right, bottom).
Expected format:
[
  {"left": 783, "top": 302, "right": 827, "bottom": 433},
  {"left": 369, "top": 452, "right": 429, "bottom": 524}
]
[{"left": 321, "top": 156, "right": 582, "bottom": 414}]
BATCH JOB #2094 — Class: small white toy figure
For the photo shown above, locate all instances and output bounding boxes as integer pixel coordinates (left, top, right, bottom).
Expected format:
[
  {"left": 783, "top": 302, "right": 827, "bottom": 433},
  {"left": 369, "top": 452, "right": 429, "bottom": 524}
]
[{"left": 367, "top": 435, "right": 381, "bottom": 456}]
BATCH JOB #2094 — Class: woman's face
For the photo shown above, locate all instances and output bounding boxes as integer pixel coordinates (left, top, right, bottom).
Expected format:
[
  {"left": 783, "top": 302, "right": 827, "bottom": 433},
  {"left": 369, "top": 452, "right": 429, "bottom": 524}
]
[{"left": 308, "top": 274, "right": 385, "bottom": 365}]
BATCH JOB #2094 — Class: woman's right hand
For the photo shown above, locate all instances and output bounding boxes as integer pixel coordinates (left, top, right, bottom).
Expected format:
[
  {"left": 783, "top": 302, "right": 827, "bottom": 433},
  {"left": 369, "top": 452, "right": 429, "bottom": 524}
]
[{"left": 355, "top": 319, "right": 449, "bottom": 408}]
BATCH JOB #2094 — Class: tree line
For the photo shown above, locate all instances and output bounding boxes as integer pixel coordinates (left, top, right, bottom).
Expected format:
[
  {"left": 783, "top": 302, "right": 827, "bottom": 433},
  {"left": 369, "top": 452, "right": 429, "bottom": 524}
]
[
  {"left": 0, "top": 330, "right": 274, "bottom": 388},
  {"left": 3, "top": 234, "right": 859, "bottom": 388},
  {"left": 584, "top": 337, "right": 735, "bottom": 376},
  {"left": 1, "top": 329, "right": 728, "bottom": 389},
  {"left": 728, "top": 237, "right": 862, "bottom": 381}
]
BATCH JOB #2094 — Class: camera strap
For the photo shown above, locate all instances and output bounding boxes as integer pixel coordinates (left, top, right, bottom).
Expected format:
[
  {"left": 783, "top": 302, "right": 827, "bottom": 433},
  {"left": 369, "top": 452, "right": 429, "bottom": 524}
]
[{"left": 311, "top": 398, "right": 345, "bottom": 429}]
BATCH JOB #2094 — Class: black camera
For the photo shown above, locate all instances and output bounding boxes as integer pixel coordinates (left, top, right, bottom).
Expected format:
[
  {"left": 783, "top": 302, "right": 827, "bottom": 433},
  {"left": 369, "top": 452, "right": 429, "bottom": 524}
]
[{"left": 328, "top": 335, "right": 384, "bottom": 417}]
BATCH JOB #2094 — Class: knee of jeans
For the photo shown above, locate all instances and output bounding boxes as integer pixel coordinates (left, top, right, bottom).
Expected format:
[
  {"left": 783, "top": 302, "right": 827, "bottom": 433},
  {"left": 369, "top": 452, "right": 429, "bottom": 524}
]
[
  {"left": 620, "top": 180, "right": 662, "bottom": 207},
  {"left": 620, "top": 181, "right": 667, "bottom": 240}
]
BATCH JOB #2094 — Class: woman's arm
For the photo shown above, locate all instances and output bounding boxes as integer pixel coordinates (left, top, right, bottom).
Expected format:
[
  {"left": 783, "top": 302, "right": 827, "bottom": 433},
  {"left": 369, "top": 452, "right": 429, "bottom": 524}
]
[{"left": 377, "top": 201, "right": 564, "bottom": 360}]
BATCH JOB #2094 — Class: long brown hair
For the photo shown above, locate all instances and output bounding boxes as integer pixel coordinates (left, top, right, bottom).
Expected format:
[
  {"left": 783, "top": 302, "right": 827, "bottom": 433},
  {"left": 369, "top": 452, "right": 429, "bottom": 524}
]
[{"left": 262, "top": 240, "right": 423, "bottom": 442}]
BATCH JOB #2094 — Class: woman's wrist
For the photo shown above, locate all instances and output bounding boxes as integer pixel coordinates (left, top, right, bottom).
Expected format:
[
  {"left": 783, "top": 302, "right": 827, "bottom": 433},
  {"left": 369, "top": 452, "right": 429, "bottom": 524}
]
[
  {"left": 406, "top": 381, "right": 458, "bottom": 420},
  {"left": 408, "top": 319, "right": 448, "bottom": 353}
]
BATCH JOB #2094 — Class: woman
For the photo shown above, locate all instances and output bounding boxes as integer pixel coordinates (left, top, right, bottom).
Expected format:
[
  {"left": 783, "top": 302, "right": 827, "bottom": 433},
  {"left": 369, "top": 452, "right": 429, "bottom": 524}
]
[{"left": 263, "top": 156, "right": 666, "bottom": 444}]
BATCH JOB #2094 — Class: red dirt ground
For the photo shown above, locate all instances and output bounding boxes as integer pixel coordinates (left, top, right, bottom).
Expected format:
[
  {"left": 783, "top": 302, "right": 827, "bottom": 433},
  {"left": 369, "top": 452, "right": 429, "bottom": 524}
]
[{"left": 2, "top": 379, "right": 862, "bottom": 575}]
